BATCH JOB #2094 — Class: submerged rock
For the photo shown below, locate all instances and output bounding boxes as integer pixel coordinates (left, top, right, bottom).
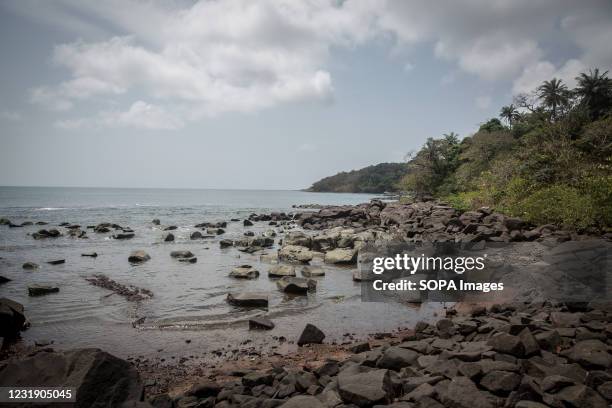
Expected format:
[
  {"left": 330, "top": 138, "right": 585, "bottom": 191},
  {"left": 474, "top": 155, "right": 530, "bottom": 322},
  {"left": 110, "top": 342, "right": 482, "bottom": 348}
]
[
  {"left": 22, "top": 262, "right": 39, "bottom": 270},
  {"left": 81, "top": 252, "right": 98, "bottom": 257},
  {"left": 0, "top": 275, "right": 11, "bottom": 284},
  {"left": 47, "top": 259, "right": 65, "bottom": 265},
  {"left": 128, "top": 250, "right": 150, "bottom": 263},
  {"left": 164, "top": 233, "right": 175, "bottom": 242},
  {"left": 249, "top": 317, "right": 275, "bottom": 330},
  {"left": 170, "top": 250, "right": 194, "bottom": 259},
  {"left": 178, "top": 257, "right": 197, "bottom": 264},
  {"left": 276, "top": 277, "right": 316, "bottom": 294},
  {"left": 226, "top": 292, "right": 268, "bottom": 308},
  {"left": 219, "top": 239, "right": 233, "bottom": 248},
  {"left": 113, "top": 232, "right": 134, "bottom": 240},
  {"left": 28, "top": 284, "right": 60, "bottom": 296}
]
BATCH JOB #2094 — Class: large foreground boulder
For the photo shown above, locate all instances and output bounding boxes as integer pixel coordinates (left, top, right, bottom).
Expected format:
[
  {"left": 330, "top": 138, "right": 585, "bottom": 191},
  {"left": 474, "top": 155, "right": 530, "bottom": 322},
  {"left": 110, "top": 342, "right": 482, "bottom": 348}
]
[
  {"left": 0, "top": 348, "right": 144, "bottom": 408},
  {"left": 0, "top": 298, "right": 27, "bottom": 339},
  {"left": 337, "top": 368, "right": 394, "bottom": 407}
]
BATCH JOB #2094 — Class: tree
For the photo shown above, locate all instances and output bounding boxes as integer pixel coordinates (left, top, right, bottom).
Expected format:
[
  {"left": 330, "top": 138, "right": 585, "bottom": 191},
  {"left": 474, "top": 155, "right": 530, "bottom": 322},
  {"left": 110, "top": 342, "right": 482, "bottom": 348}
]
[
  {"left": 479, "top": 118, "right": 506, "bottom": 132},
  {"left": 500, "top": 104, "right": 520, "bottom": 127},
  {"left": 575, "top": 68, "right": 612, "bottom": 120},
  {"left": 537, "top": 78, "right": 569, "bottom": 120}
]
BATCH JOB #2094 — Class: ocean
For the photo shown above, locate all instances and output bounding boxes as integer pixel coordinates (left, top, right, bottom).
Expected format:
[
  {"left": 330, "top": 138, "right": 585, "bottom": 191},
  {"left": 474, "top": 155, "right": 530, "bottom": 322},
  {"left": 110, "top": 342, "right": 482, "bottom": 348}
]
[{"left": 0, "top": 187, "right": 436, "bottom": 359}]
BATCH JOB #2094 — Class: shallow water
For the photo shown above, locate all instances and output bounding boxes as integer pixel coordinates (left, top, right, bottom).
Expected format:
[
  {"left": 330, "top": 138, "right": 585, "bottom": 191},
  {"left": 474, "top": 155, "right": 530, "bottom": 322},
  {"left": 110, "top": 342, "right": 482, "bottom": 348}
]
[{"left": 0, "top": 187, "right": 439, "bottom": 359}]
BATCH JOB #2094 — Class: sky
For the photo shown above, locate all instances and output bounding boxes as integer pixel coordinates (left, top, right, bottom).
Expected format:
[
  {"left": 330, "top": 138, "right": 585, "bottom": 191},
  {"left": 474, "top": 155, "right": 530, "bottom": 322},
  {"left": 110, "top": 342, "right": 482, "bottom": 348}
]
[{"left": 0, "top": 0, "right": 611, "bottom": 190}]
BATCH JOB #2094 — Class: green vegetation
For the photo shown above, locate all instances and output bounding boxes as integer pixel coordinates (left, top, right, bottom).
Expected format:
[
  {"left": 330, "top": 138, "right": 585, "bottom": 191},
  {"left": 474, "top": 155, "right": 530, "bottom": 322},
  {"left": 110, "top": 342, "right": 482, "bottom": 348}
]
[
  {"left": 398, "top": 68, "right": 612, "bottom": 231},
  {"left": 307, "top": 162, "right": 408, "bottom": 193}
]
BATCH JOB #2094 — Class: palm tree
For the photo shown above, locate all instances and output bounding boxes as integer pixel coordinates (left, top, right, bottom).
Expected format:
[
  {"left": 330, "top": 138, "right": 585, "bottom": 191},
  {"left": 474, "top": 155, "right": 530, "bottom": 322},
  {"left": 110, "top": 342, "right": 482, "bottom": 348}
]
[
  {"left": 499, "top": 104, "right": 520, "bottom": 127},
  {"left": 575, "top": 68, "right": 612, "bottom": 119},
  {"left": 537, "top": 78, "right": 568, "bottom": 120}
]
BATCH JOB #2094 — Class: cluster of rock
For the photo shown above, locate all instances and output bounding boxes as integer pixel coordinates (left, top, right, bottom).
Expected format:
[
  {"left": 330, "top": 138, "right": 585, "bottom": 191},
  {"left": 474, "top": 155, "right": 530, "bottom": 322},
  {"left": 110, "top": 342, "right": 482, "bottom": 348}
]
[
  {"left": 160, "top": 301, "right": 612, "bottom": 408},
  {"left": 294, "top": 200, "right": 596, "bottom": 243},
  {"left": 85, "top": 274, "right": 153, "bottom": 302}
]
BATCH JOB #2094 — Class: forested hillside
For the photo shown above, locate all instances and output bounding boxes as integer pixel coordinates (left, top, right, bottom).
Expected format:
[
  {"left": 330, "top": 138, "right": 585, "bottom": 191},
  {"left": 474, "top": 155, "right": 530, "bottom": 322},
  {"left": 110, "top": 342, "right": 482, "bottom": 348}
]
[
  {"left": 309, "top": 68, "right": 612, "bottom": 231},
  {"left": 306, "top": 162, "right": 408, "bottom": 193}
]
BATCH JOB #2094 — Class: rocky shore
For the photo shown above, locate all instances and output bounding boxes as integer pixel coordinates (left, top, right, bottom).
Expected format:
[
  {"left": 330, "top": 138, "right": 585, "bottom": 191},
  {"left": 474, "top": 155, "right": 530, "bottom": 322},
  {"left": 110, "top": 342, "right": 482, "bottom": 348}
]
[{"left": 1, "top": 198, "right": 611, "bottom": 407}]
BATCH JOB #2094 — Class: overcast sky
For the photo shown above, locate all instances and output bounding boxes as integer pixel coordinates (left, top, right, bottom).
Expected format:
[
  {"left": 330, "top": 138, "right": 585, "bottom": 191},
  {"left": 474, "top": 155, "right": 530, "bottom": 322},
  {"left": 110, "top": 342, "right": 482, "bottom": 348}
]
[{"left": 1, "top": 0, "right": 611, "bottom": 189}]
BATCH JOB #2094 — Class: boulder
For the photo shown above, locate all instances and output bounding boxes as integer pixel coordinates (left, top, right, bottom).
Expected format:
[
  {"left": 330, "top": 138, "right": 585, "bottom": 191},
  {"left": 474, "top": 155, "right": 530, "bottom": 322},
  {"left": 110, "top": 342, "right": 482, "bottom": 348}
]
[
  {"left": 276, "top": 277, "right": 316, "bottom": 294},
  {"left": 556, "top": 384, "right": 607, "bottom": 408},
  {"left": 249, "top": 317, "right": 275, "bottom": 330},
  {"left": 480, "top": 370, "right": 521, "bottom": 395},
  {"left": 0, "top": 298, "right": 27, "bottom": 338},
  {"left": 163, "top": 233, "right": 175, "bottom": 242},
  {"left": 324, "top": 248, "right": 358, "bottom": 264},
  {"left": 185, "top": 380, "right": 220, "bottom": 398},
  {"left": 0, "top": 276, "right": 10, "bottom": 285},
  {"left": 219, "top": 239, "right": 233, "bottom": 248},
  {"left": 178, "top": 257, "right": 197, "bottom": 263},
  {"left": 229, "top": 266, "right": 260, "bottom": 279},
  {"left": 243, "top": 220, "right": 253, "bottom": 226},
  {"left": 279, "top": 395, "right": 325, "bottom": 408},
  {"left": 22, "top": 262, "right": 39, "bottom": 270},
  {"left": 28, "top": 284, "right": 59, "bottom": 296},
  {"left": 279, "top": 245, "right": 314, "bottom": 263},
  {"left": 439, "top": 376, "right": 494, "bottom": 408},
  {"left": 297, "top": 324, "right": 325, "bottom": 346},
  {"left": 337, "top": 368, "right": 394, "bottom": 407},
  {"left": 170, "top": 250, "right": 194, "bottom": 259},
  {"left": 128, "top": 251, "right": 150, "bottom": 263},
  {"left": 487, "top": 333, "right": 524, "bottom": 357},
  {"left": 284, "top": 231, "right": 312, "bottom": 248},
  {"left": 163, "top": 226, "right": 177, "bottom": 231},
  {"left": 226, "top": 292, "right": 268, "bottom": 308},
  {"left": 567, "top": 339, "right": 612, "bottom": 369},
  {"left": 190, "top": 231, "right": 203, "bottom": 240},
  {"left": 301, "top": 266, "right": 325, "bottom": 277},
  {"left": 0, "top": 348, "right": 143, "bottom": 407},
  {"left": 152, "top": 219, "right": 160, "bottom": 225},
  {"left": 377, "top": 346, "right": 420, "bottom": 371},
  {"left": 206, "top": 228, "right": 225, "bottom": 235},
  {"left": 268, "top": 264, "right": 296, "bottom": 278},
  {"left": 81, "top": 252, "right": 98, "bottom": 258}
]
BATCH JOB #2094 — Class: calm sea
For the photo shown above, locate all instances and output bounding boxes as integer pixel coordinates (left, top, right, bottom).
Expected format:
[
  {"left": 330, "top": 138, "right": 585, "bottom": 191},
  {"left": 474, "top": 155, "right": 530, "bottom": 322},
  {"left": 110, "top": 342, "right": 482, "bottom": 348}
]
[{"left": 0, "top": 187, "right": 436, "bottom": 359}]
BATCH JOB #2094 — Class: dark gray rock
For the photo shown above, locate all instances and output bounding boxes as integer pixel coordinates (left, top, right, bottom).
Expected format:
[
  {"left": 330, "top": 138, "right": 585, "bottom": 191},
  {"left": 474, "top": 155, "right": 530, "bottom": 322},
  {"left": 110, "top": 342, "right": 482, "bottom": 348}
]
[
  {"left": 0, "top": 298, "right": 27, "bottom": 338},
  {"left": 297, "top": 324, "right": 325, "bottom": 346},
  {"left": 22, "top": 262, "right": 39, "bottom": 270},
  {"left": 227, "top": 293, "right": 268, "bottom": 308},
  {"left": 249, "top": 317, "right": 274, "bottom": 330},
  {"left": 479, "top": 370, "right": 521, "bottom": 395},
  {"left": 0, "top": 348, "right": 143, "bottom": 407},
  {"left": 337, "top": 368, "right": 394, "bottom": 407},
  {"left": 279, "top": 395, "right": 324, "bottom": 408},
  {"left": 128, "top": 250, "right": 150, "bottom": 263},
  {"left": 567, "top": 339, "right": 612, "bottom": 369},
  {"left": 28, "top": 284, "right": 59, "bottom": 296},
  {"left": 439, "top": 376, "right": 494, "bottom": 408},
  {"left": 376, "top": 347, "right": 419, "bottom": 371},
  {"left": 487, "top": 333, "right": 524, "bottom": 357},
  {"left": 276, "top": 277, "right": 316, "bottom": 294},
  {"left": 170, "top": 250, "right": 194, "bottom": 259}
]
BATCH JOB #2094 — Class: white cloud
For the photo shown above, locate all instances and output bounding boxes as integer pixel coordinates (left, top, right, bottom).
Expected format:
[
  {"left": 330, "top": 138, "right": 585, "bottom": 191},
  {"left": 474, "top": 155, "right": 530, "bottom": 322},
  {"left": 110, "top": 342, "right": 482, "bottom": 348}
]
[
  {"left": 0, "top": 111, "right": 22, "bottom": 121},
  {"left": 512, "top": 59, "right": 586, "bottom": 95},
  {"left": 56, "top": 101, "right": 183, "bottom": 130},
  {"left": 475, "top": 96, "right": 492, "bottom": 110},
  {"left": 15, "top": 0, "right": 612, "bottom": 128}
]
